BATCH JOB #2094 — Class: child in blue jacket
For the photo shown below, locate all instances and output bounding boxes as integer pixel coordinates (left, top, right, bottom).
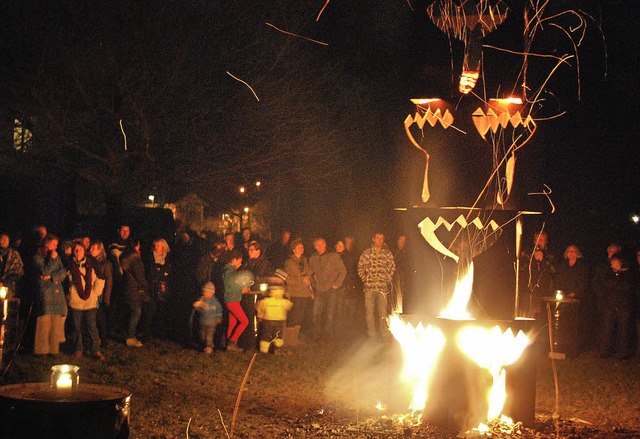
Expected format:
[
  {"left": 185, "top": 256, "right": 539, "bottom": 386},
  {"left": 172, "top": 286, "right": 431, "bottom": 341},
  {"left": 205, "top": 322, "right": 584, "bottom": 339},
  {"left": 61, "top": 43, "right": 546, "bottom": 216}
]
[{"left": 193, "top": 282, "right": 223, "bottom": 354}]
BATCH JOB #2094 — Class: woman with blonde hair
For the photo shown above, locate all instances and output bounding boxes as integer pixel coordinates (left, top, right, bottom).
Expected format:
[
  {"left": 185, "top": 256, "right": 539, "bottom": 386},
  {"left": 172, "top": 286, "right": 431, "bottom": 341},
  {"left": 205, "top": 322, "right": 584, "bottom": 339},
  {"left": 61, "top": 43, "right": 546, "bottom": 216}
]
[
  {"left": 554, "top": 244, "right": 591, "bottom": 353},
  {"left": 148, "top": 238, "right": 172, "bottom": 339}
]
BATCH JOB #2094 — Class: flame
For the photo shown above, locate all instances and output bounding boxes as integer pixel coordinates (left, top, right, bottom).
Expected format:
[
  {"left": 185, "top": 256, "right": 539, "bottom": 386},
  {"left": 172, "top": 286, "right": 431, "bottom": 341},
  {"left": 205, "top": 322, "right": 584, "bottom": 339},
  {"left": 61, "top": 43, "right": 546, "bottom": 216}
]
[
  {"left": 388, "top": 314, "right": 446, "bottom": 414},
  {"left": 387, "top": 259, "right": 530, "bottom": 427},
  {"left": 457, "top": 326, "right": 529, "bottom": 421},
  {"left": 439, "top": 262, "right": 474, "bottom": 320}
]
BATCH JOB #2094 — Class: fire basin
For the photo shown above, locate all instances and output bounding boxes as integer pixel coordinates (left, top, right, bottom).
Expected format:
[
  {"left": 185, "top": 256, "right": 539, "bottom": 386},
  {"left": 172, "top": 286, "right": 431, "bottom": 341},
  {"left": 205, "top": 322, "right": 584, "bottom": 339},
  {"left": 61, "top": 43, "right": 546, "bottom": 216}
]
[{"left": 399, "top": 316, "right": 537, "bottom": 430}]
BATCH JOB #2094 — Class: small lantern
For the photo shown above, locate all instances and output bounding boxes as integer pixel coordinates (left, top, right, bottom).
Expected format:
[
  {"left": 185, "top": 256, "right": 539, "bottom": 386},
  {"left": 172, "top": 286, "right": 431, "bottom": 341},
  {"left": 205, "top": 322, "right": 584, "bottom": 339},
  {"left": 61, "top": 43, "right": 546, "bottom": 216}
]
[
  {"left": 259, "top": 283, "right": 269, "bottom": 293},
  {"left": 50, "top": 364, "right": 79, "bottom": 398}
]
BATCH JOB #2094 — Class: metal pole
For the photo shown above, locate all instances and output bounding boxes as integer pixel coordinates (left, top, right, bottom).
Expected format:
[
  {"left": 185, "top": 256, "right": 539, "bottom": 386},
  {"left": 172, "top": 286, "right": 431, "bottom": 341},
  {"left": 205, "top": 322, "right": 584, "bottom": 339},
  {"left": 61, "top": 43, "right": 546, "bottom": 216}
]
[{"left": 514, "top": 216, "right": 523, "bottom": 318}]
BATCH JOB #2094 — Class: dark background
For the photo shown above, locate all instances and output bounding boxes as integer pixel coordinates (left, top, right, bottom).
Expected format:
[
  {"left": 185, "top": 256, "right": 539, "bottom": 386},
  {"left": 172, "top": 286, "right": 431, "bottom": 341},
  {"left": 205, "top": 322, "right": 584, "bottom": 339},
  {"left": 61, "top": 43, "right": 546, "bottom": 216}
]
[{"left": 0, "top": 1, "right": 638, "bottom": 314}]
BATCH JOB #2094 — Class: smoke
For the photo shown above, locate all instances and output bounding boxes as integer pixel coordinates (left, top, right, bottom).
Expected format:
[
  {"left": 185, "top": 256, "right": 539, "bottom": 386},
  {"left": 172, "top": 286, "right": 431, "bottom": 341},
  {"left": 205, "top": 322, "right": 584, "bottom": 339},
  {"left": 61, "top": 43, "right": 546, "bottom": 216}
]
[{"left": 324, "top": 338, "right": 409, "bottom": 414}]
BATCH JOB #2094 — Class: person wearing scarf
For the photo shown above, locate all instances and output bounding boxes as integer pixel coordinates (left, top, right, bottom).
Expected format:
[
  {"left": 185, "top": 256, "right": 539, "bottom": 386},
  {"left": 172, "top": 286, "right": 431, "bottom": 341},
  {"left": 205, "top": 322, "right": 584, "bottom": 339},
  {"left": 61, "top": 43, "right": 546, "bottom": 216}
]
[{"left": 68, "top": 242, "right": 105, "bottom": 360}]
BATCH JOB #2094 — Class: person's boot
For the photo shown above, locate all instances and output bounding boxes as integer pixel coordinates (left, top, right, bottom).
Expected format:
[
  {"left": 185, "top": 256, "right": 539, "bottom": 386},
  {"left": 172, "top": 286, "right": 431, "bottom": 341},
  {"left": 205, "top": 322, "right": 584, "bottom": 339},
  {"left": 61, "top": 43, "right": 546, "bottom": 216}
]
[{"left": 226, "top": 341, "right": 243, "bottom": 352}]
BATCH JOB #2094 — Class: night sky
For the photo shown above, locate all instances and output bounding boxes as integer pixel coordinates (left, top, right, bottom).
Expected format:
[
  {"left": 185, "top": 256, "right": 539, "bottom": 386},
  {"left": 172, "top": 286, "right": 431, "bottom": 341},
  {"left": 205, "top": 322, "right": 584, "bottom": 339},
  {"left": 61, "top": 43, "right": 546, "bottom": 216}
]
[{"left": 0, "top": 1, "right": 638, "bottom": 259}]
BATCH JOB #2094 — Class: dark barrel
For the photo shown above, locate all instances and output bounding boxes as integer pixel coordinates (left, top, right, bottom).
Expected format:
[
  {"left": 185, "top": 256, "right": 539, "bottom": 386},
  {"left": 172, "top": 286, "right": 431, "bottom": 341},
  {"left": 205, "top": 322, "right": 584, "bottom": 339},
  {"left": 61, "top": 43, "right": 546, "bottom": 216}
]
[
  {"left": 0, "top": 298, "right": 20, "bottom": 370},
  {"left": 0, "top": 383, "right": 131, "bottom": 438},
  {"left": 542, "top": 297, "right": 579, "bottom": 359}
]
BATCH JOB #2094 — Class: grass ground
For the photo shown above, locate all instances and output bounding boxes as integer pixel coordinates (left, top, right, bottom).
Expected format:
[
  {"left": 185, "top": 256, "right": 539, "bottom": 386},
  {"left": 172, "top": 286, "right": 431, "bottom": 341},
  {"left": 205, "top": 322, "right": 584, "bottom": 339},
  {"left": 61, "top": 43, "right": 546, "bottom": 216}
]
[{"left": 2, "top": 333, "right": 640, "bottom": 438}]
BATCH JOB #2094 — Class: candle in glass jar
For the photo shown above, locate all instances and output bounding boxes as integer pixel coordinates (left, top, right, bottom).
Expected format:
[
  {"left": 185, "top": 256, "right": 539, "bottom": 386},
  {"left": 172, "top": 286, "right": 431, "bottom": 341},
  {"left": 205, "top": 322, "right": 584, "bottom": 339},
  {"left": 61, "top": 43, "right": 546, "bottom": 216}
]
[
  {"left": 51, "top": 364, "right": 79, "bottom": 398},
  {"left": 56, "top": 373, "right": 73, "bottom": 395}
]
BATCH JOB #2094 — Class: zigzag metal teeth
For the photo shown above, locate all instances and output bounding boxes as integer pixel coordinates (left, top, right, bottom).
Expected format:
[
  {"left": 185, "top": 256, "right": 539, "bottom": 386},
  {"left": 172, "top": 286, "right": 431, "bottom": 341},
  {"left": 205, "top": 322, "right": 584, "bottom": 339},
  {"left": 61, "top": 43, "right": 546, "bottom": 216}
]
[
  {"left": 406, "top": 108, "right": 454, "bottom": 130},
  {"left": 472, "top": 108, "right": 536, "bottom": 138},
  {"left": 418, "top": 215, "right": 500, "bottom": 263}
]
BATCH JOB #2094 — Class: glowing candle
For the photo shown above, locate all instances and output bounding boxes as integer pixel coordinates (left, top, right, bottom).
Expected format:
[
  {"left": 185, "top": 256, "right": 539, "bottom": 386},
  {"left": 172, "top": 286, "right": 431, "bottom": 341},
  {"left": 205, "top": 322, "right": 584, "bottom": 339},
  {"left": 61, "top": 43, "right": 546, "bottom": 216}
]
[
  {"left": 51, "top": 364, "right": 79, "bottom": 398},
  {"left": 56, "top": 373, "right": 73, "bottom": 395},
  {"left": 555, "top": 290, "right": 564, "bottom": 301},
  {"left": 0, "top": 286, "right": 7, "bottom": 300}
]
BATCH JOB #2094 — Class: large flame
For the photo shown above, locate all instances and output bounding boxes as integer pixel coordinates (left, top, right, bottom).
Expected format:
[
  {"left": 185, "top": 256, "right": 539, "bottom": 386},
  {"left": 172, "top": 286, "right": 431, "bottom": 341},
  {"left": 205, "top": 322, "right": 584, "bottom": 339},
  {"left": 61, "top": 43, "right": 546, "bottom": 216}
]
[
  {"left": 388, "top": 314, "right": 446, "bottom": 414},
  {"left": 458, "top": 326, "right": 529, "bottom": 420},
  {"left": 388, "top": 258, "right": 530, "bottom": 427},
  {"left": 439, "top": 261, "right": 474, "bottom": 320}
]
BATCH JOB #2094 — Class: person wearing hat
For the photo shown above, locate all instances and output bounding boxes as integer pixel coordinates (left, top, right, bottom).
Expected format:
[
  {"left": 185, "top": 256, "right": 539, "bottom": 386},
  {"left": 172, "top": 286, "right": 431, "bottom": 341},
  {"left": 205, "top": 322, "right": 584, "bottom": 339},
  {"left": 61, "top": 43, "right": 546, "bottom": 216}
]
[
  {"left": 193, "top": 282, "right": 223, "bottom": 354},
  {"left": 255, "top": 285, "right": 292, "bottom": 354}
]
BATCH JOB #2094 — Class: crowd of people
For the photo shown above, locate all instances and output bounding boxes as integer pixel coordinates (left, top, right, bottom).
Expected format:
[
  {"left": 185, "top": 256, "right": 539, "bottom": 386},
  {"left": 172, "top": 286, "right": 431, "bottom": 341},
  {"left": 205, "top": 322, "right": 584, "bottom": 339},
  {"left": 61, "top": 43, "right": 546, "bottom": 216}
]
[
  {"left": 0, "top": 225, "right": 404, "bottom": 360},
  {"left": 1, "top": 224, "right": 638, "bottom": 361},
  {"left": 521, "top": 231, "right": 640, "bottom": 359}
]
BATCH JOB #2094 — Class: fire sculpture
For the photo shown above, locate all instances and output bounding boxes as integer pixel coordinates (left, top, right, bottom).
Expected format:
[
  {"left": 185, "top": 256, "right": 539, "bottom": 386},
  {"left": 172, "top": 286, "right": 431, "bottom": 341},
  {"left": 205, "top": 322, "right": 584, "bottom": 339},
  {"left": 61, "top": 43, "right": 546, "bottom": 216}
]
[
  {"left": 383, "top": 0, "right": 598, "bottom": 433},
  {"left": 388, "top": 261, "right": 531, "bottom": 430}
]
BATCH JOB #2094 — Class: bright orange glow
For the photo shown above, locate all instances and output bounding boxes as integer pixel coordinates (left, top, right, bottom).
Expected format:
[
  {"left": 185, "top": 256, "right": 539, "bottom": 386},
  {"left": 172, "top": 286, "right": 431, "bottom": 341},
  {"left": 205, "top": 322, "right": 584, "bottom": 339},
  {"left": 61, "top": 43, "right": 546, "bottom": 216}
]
[
  {"left": 388, "top": 257, "right": 530, "bottom": 427},
  {"left": 489, "top": 97, "right": 523, "bottom": 105},
  {"left": 459, "top": 71, "right": 479, "bottom": 94},
  {"left": 410, "top": 98, "right": 442, "bottom": 105},
  {"left": 457, "top": 326, "right": 529, "bottom": 421},
  {"left": 439, "top": 262, "right": 474, "bottom": 320},
  {"left": 388, "top": 314, "right": 446, "bottom": 414}
]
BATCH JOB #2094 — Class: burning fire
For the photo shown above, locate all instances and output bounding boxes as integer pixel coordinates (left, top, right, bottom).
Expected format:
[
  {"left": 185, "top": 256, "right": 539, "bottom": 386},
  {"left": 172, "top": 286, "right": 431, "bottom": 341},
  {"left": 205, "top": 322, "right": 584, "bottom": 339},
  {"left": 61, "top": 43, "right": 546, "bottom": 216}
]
[
  {"left": 388, "top": 315, "right": 445, "bottom": 415},
  {"left": 458, "top": 325, "right": 529, "bottom": 421},
  {"left": 388, "top": 261, "right": 530, "bottom": 428},
  {"left": 439, "top": 262, "right": 475, "bottom": 320}
]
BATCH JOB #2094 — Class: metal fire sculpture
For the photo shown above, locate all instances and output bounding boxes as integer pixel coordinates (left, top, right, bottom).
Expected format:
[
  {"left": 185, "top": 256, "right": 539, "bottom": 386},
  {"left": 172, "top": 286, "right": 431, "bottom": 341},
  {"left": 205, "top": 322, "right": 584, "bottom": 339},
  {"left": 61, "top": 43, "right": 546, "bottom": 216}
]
[
  {"left": 391, "top": 1, "right": 601, "bottom": 428},
  {"left": 403, "top": 99, "right": 455, "bottom": 203},
  {"left": 472, "top": 97, "right": 537, "bottom": 205},
  {"left": 426, "top": 0, "right": 509, "bottom": 94}
]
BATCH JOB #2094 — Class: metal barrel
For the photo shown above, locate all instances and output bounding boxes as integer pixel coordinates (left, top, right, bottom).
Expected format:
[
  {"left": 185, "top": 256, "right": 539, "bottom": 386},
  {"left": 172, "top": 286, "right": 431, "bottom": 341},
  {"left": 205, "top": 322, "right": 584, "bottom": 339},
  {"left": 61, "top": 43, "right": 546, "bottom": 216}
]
[{"left": 0, "top": 298, "right": 20, "bottom": 370}]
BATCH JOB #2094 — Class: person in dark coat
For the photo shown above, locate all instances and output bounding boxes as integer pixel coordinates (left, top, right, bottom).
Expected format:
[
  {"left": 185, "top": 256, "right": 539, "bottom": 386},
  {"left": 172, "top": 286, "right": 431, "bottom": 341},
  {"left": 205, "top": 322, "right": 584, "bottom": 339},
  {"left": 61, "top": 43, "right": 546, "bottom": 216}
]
[
  {"left": 0, "top": 232, "right": 25, "bottom": 299},
  {"left": 599, "top": 253, "right": 636, "bottom": 359},
  {"left": 194, "top": 238, "right": 227, "bottom": 349},
  {"left": 267, "top": 230, "right": 292, "bottom": 270},
  {"left": 521, "top": 231, "right": 556, "bottom": 318},
  {"left": 171, "top": 232, "right": 201, "bottom": 345},
  {"left": 591, "top": 243, "right": 623, "bottom": 350},
  {"left": 120, "top": 239, "right": 153, "bottom": 348},
  {"left": 147, "top": 238, "right": 171, "bottom": 339},
  {"left": 554, "top": 245, "right": 591, "bottom": 352},
  {"left": 89, "top": 240, "right": 113, "bottom": 346}
]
